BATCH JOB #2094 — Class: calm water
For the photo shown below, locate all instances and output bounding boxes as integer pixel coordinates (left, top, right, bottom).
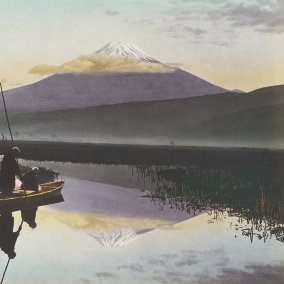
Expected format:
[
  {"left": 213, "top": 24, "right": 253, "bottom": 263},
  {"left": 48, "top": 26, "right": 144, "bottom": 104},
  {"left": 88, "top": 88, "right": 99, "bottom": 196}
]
[{"left": 0, "top": 157, "right": 284, "bottom": 284}]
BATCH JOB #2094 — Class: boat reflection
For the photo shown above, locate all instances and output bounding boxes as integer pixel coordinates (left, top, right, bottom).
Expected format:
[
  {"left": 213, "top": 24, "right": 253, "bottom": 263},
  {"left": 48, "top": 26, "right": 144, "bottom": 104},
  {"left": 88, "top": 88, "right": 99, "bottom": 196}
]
[
  {"left": 0, "top": 193, "right": 63, "bottom": 282},
  {"left": 0, "top": 206, "right": 41, "bottom": 283},
  {"left": 0, "top": 206, "right": 39, "bottom": 259},
  {"left": 135, "top": 164, "right": 284, "bottom": 243},
  {"left": 21, "top": 207, "right": 38, "bottom": 229},
  {"left": 0, "top": 165, "right": 64, "bottom": 259}
]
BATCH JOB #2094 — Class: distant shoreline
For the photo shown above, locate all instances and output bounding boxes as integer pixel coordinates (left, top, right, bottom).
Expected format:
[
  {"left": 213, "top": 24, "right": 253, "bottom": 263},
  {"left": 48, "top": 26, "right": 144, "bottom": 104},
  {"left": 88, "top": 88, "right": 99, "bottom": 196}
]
[{"left": 1, "top": 140, "right": 284, "bottom": 167}]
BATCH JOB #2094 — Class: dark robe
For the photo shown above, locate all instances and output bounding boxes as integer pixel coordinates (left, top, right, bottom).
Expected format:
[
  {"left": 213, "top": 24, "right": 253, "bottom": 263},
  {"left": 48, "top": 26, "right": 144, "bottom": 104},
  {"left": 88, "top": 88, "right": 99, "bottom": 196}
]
[
  {"left": 0, "top": 149, "right": 21, "bottom": 193},
  {"left": 21, "top": 170, "right": 39, "bottom": 191}
]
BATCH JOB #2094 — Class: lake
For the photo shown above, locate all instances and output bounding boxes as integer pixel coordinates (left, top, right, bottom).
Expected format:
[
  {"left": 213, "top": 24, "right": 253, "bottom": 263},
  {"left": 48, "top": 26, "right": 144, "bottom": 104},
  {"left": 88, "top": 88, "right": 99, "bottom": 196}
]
[{"left": 0, "top": 146, "right": 284, "bottom": 283}]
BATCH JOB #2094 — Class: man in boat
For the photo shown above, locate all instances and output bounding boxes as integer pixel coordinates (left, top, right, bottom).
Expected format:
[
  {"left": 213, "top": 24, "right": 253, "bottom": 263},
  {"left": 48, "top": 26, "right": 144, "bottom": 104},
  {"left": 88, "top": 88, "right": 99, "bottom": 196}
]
[
  {"left": 21, "top": 167, "right": 40, "bottom": 192},
  {"left": 0, "top": 147, "right": 22, "bottom": 194},
  {"left": 0, "top": 213, "right": 22, "bottom": 259},
  {"left": 21, "top": 167, "right": 40, "bottom": 228}
]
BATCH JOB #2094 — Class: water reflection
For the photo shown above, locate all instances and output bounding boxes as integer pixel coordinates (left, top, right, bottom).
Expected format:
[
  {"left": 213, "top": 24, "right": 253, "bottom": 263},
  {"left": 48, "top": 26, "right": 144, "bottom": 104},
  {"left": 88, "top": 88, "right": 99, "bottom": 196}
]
[
  {"left": 19, "top": 158, "right": 284, "bottom": 244},
  {"left": 21, "top": 207, "right": 38, "bottom": 229},
  {"left": 0, "top": 213, "right": 21, "bottom": 259},
  {"left": 0, "top": 156, "right": 283, "bottom": 283},
  {"left": 0, "top": 164, "right": 63, "bottom": 283},
  {"left": 134, "top": 164, "right": 284, "bottom": 243},
  {"left": 0, "top": 165, "right": 60, "bottom": 259},
  {"left": 0, "top": 208, "right": 39, "bottom": 284}
]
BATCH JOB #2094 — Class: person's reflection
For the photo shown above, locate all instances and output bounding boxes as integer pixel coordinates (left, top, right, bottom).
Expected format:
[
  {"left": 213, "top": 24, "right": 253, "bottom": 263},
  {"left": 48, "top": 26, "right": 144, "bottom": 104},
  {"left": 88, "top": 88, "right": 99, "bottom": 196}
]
[
  {"left": 0, "top": 213, "right": 22, "bottom": 259},
  {"left": 20, "top": 166, "right": 39, "bottom": 228},
  {"left": 21, "top": 207, "right": 38, "bottom": 229}
]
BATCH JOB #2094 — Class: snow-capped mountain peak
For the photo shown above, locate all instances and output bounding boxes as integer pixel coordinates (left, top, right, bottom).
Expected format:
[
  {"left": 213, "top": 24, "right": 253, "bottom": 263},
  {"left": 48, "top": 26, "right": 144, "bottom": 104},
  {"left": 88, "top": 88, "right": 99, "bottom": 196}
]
[{"left": 92, "top": 41, "right": 159, "bottom": 63}]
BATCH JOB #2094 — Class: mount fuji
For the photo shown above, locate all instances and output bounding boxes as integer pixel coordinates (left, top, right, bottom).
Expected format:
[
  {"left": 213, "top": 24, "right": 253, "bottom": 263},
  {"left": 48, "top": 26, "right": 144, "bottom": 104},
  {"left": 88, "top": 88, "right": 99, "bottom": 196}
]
[
  {"left": 3, "top": 42, "right": 228, "bottom": 113},
  {"left": 92, "top": 41, "right": 159, "bottom": 63}
]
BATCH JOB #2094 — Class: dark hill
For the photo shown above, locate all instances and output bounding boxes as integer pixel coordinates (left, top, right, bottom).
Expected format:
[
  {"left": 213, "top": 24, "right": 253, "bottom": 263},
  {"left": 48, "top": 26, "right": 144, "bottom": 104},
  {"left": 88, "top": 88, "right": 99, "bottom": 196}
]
[{"left": 0, "top": 84, "right": 284, "bottom": 149}]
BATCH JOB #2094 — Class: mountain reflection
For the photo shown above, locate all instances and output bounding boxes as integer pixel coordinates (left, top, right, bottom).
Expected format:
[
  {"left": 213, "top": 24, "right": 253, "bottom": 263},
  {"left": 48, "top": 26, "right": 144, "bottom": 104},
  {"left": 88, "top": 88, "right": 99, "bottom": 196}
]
[{"left": 134, "top": 164, "right": 284, "bottom": 243}]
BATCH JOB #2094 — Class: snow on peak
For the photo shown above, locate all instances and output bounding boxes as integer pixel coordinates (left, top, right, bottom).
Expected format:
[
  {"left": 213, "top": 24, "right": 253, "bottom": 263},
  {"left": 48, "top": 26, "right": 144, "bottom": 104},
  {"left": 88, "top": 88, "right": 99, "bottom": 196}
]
[{"left": 92, "top": 41, "right": 159, "bottom": 63}]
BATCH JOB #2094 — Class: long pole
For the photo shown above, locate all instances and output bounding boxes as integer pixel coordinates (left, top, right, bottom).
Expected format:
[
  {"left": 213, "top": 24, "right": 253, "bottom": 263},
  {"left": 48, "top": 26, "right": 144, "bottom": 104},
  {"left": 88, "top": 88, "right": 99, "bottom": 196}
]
[
  {"left": 0, "top": 83, "right": 27, "bottom": 203},
  {"left": 1, "top": 258, "right": 10, "bottom": 284},
  {"left": 0, "top": 220, "right": 24, "bottom": 284},
  {"left": 0, "top": 82, "right": 14, "bottom": 144}
]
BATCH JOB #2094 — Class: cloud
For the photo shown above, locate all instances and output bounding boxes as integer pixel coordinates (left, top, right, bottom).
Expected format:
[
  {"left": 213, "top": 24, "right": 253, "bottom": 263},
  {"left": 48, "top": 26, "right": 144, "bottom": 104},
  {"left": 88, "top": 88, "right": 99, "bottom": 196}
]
[
  {"left": 42, "top": 209, "right": 169, "bottom": 232},
  {"left": 95, "top": 272, "right": 116, "bottom": 280},
  {"left": 105, "top": 9, "right": 119, "bottom": 16},
  {"left": 118, "top": 264, "right": 144, "bottom": 273},
  {"left": 164, "top": 25, "right": 207, "bottom": 39},
  {"left": 165, "top": 62, "right": 184, "bottom": 68},
  {"left": 160, "top": 9, "right": 207, "bottom": 39},
  {"left": 29, "top": 55, "right": 172, "bottom": 75},
  {"left": 29, "top": 64, "right": 58, "bottom": 75},
  {"left": 174, "top": 257, "right": 198, "bottom": 267},
  {"left": 200, "top": 265, "right": 284, "bottom": 284},
  {"left": 209, "top": 0, "right": 284, "bottom": 33},
  {"left": 126, "top": 18, "right": 154, "bottom": 26},
  {"left": 187, "top": 39, "right": 230, "bottom": 47},
  {"left": 183, "top": 27, "right": 206, "bottom": 36}
]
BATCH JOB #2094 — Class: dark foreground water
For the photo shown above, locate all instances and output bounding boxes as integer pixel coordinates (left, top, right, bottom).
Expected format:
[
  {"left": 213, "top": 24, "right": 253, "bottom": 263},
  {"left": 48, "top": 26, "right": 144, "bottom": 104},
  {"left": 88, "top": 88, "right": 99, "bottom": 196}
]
[{"left": 0, "top": 153, "right": 284, "bottom": 284}]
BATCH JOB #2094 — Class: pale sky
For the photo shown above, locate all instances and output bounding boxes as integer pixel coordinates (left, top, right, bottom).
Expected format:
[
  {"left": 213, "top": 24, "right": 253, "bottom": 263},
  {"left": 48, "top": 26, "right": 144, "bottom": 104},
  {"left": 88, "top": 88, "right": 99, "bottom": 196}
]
[{"left": 0, "top": 0, "right": 284, "bottom": 91}]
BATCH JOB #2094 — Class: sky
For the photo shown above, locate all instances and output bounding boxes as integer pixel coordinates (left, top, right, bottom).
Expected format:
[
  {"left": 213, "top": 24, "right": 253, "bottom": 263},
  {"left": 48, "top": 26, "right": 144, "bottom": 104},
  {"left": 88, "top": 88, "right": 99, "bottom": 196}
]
[{"left": 0, "top": 0, "right": 284, "bottom": 91}]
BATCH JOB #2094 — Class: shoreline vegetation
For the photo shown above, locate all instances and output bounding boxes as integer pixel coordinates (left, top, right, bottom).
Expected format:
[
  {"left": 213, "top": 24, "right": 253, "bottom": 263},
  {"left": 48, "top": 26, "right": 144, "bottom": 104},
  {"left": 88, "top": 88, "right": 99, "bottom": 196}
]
[{"left": 1, "top": 140, "right": 284, "bottom": 166}]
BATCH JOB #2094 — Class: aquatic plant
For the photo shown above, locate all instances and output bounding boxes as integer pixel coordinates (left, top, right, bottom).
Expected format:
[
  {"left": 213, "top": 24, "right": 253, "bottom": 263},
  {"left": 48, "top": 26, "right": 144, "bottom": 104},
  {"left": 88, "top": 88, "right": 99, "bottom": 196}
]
[{"left": 134, "top": 164, "right": 284, "bottom": 243}]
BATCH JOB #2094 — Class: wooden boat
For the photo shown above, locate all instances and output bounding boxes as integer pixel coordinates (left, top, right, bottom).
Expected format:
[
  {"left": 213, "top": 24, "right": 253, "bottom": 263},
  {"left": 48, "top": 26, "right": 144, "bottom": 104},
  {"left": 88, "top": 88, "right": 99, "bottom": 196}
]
[{"left": 0, "top": 180, "right": 64, "bottom": 212}]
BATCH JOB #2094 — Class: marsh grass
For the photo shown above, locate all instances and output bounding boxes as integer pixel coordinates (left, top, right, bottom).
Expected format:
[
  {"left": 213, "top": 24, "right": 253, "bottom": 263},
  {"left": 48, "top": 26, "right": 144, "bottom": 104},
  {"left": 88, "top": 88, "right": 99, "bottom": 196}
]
[{"left": 137, "top": 164, "right": 284, "bottom": 243}]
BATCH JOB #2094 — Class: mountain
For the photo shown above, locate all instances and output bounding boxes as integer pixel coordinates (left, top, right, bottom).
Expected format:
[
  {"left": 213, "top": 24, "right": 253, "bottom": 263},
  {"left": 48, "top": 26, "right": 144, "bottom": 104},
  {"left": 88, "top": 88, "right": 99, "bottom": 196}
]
[
  {"left": 231, "top": 89, "right": 245, "bottom": 93},
  {"left": 1, "top": 84, "right": 284, "bottom": 149},
  {"left": 2, "top": 41, "right": 228, "bottom": 113},
  {"left": 92, "top": 41, "right": 159, "bottom": 63},
  {"left": 4, "top": 69, "right": 227, "bottom": 113}
]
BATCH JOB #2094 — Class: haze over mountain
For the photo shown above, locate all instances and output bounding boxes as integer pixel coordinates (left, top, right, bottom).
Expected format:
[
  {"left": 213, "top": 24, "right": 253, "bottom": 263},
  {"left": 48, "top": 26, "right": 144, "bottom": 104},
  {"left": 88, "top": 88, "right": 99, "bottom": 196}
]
[
  {"left": 1, "top": 84, "right": 284, "bottom": 149},
  {"left": 3, "top": 42, "right": 227, "bottom": 112}
]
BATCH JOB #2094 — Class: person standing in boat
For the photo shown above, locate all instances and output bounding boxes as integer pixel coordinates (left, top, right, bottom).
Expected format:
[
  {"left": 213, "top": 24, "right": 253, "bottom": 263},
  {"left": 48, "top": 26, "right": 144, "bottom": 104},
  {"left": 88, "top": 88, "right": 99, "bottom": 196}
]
[
  {"left": 0, "top": 147, "right": 22, "bottom": 194},
  {"left": 21, "top": 167, "right": 40, "bottom": 228}
]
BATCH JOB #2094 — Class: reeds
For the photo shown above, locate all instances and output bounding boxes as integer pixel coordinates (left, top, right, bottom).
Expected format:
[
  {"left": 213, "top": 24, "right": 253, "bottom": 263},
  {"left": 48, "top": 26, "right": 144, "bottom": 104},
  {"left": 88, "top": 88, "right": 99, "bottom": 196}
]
[{"left": 136, "top": 164, "right": 284, "bottom": 243}]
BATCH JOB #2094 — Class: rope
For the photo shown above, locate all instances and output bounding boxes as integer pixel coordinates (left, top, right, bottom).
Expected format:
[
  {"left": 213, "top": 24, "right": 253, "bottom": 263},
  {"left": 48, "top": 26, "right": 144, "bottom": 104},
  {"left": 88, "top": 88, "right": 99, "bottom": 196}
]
[{"left": 0, "top": 83, "right": 14, "bottom": 144}]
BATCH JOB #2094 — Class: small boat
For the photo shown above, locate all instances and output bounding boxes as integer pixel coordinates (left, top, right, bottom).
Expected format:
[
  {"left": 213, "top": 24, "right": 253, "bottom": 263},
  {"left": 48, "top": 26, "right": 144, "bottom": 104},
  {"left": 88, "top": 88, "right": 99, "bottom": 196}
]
[{"left": 0, "top": 180, "right": 64, "bottom": 212}]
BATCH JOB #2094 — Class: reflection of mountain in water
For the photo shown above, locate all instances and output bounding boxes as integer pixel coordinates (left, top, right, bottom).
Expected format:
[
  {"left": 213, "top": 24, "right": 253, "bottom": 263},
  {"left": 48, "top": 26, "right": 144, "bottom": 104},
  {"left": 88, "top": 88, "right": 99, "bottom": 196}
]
[
  {"left": 134, "top": 164, "right": 284, "bottom": 243},
  {"left": 89, "top": 228, "right": 139, "bottom": 247}
]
